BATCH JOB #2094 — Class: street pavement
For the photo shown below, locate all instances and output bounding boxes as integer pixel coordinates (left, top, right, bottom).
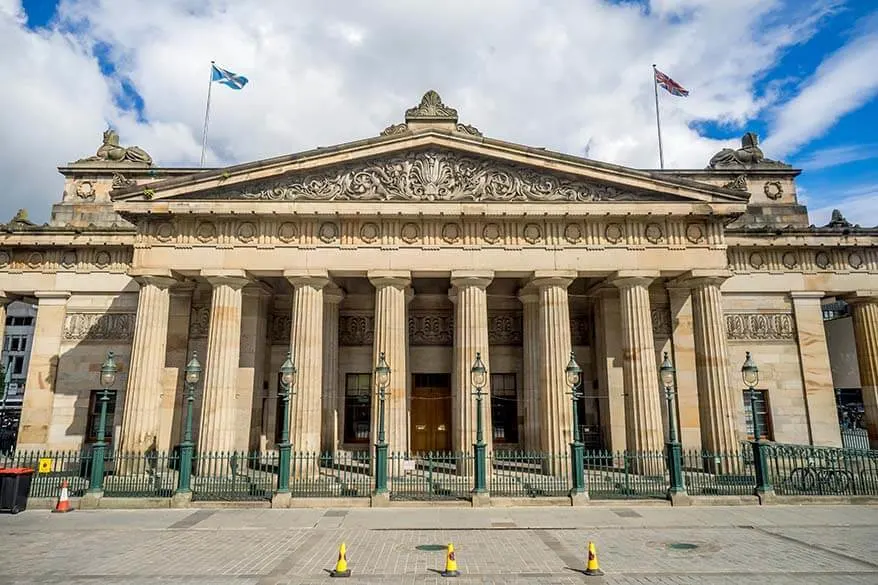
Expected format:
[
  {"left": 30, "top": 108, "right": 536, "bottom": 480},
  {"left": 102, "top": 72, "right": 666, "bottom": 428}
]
[{"left": 1, "top": 504, "right": 877, "bottom": 584}]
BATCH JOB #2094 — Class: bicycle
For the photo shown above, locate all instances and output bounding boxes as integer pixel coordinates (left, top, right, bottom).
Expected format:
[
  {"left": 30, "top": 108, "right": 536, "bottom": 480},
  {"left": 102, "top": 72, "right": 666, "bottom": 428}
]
[{"left": 787, "top": 457, "right": 853, "bottom": 494}]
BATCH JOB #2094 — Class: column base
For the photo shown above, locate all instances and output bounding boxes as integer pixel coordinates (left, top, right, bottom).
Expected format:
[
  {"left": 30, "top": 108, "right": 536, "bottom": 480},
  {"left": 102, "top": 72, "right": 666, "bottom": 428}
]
[
  {"left": 471, "top": 491, "right": 491, "bottom": 507},
  {"left": 80, "top": 491, "right": 103, "bottom": 510},
  {"left": 755, "top": 489, "right": 777, "bottom": 505},
  {"left": 370, "top": 491, "right": 391, "bottom": 507},
  {"left": 569, "top": 490, "right": 589, "bottom": 507},
  {"left": 668, "top": 490, "right": 692, "bottom": 507},
  {"left": 272, "top": 491, "right": 292, "bottom": 509},
  {"left": 170, "top": 491, "right": 193, "bottom": 508}
]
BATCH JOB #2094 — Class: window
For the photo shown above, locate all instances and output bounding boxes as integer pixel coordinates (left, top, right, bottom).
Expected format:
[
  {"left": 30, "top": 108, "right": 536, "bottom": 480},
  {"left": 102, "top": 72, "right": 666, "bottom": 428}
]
[
  {"left": 742, "top": 389, "right": 773, "bottom": 440},
  {"left": 5, "top": 317, "right": 33, "bottom": 327},
  {"left": 7, "top": 336, "right": 26, "bottom": 352},
  {"left": 86, "top": 390, "right": 117, "bottom": 443},
  {"left": 344, "top": 373, "right": 372, "bottom": 443},
  {"left": 490, "top": 373, "right": 519, "bottom": 443},
  {"left": 11, "top": 356, "right": 24, "bottom": 375}
]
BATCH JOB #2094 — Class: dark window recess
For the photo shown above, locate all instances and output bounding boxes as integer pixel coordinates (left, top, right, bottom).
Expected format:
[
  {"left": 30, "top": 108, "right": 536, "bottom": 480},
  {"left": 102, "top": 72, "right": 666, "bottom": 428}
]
[
  {"left": 11, "top": 356, "right": 24, "bottom": 375},
  {"left": 742, "top": 389, "right": 773, "bottom": 440},
  {"left": 490, "top": 373, "right": 518, "bottom": 443},
  {"left": 86, "top": 390, "right": 117, "bottom": 444},
  {"left": 344, "top": 373, "right": 372, "bottom": 443}
]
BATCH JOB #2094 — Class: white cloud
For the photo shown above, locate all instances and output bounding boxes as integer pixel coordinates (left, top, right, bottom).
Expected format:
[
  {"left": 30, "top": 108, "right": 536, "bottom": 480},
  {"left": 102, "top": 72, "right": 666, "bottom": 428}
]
[
  {"left": 0, "top": 0, "right": 859, "bottom": 223},
  {"left": 763, "top": 12, "right": 878, "bottom": 157},
  {"left": 808, "top": 186, "right": 878, "bottom": 227}
]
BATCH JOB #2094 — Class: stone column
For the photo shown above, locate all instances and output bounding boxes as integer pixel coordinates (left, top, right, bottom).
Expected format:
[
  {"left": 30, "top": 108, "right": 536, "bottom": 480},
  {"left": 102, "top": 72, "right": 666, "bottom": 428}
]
[
  {"left": 791, "top": 291, "right": 842, "bottom": 447},
  {"left": 687, "top": 275, "right": 741, "bottom": 454},
  {"left": 161, "top": 285, "right": 194, "bottom": 450},
  {"left": 517, "top": 285, "right": 540, "bottom": 451},
  {"left": 16, "top": 291, "right": 71, "bottom": 450},
  {"left": 594, "top": 289, "right": 626, "bottom": 451},
  {"left": 450, "top": 271, "right": 493, "bottom": 456},
  {"left": 612, "top": 273, "right": 664, "bottom": 456},
  {"left": 847, "top": 293, "right": 878, "bottom": 449},
  {"left": 238, "top": 283, "right": 271, "bottom": 452},
  {"left": 369, "top": 271, "right": 411, "bottom": 454},
  {"left": 666, "top": 286, "right": 702, "bottom": 451},
  {"left": 322, "top": 283, "right": 344, "bottom": 454},
  {"left": 119, "top": 272, "right": 177, "bottom": 454},
  {"left": 532, "top": 272, "right": 576, "bottom": 461},
  {"left": 285, "top": 272, "right": 328, "bottom": 456},
  {"left": 197, "top": 271, "right": 249, "bottom": 454}
]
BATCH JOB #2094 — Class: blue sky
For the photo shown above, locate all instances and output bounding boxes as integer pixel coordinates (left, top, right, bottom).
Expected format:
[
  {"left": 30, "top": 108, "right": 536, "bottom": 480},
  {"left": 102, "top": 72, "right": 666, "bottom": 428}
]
[{"left": 3, "top": 0, "right": 877, "bottom": 225}]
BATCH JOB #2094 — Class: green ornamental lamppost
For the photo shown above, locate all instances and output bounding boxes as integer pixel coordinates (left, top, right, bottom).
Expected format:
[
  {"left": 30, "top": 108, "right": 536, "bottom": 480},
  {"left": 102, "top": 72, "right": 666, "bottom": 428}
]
[
  {"left": 471, "top": 352, "right": 488, "bottom": 494},
  {"left": 276, "top": 351, "right": 297, "bottom": 494},
  {"left": 175, "top": 351, "right": 202, "bottom": 494},
  {"left": 742, "top": 352, "right": 772, "bottom": 495},
  {"left": 373, "top": 352, "right": 391, "bottom": 494},
  {"left": 88, "top": 351, "right": 118, "bottom": 493},
  {"left": 565, "top": 351, "right": 586, "bottom": 495},
  {"left": 660, "top": 352, "right": 685, "bottom": 497}
]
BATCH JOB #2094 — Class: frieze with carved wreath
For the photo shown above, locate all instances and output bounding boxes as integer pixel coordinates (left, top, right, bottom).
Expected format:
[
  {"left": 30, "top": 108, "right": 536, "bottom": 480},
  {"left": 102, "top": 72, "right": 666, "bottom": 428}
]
[
  {"left": 0, "top": 247, "right": 131, "bottom": 272},
  {"left": 63, "top": 312, "right": 136, "bottom": 341},
  {"left": 728, "top": 246, "right": 877, "bottom": 273},
  {"left": 725, "top": 313, "right": 796, "bottom": 341}
]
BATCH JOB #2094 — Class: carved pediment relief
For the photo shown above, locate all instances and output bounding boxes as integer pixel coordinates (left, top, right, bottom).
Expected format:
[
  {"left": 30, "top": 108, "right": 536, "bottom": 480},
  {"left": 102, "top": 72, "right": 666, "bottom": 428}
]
[{"left": 180, "top": 148, "right": 676, "bottom": 204}]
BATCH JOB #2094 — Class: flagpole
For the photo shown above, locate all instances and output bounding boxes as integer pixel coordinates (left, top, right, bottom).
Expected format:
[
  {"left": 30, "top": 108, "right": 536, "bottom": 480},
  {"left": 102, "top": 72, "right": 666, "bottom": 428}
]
[
  {"left": 200, "top": 60, "right": 215, "bottom": 168},
  {"left": 652, "top": 64, "right": 665, "bottom": 170}
]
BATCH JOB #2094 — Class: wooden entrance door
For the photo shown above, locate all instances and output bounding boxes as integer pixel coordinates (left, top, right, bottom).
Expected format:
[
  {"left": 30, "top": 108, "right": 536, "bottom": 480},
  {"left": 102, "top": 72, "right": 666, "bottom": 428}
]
[{"left": 410, "top": 374, "right": 452, "bottom": 453}]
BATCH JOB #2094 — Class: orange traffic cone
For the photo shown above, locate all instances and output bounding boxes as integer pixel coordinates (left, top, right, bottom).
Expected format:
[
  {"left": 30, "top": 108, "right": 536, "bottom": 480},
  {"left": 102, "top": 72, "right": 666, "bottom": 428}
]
[
  {"left": 441, "top": 542, "right": 459, "bottom": 577},
  {"left": 52, "top": 479, "right": 73, "bottom": 513},
  {"left": 330, "top": 542, "right": 351, "bottom": 578},
  {"left": 585, "top": 541, "right": 603, "bottom": 576}
]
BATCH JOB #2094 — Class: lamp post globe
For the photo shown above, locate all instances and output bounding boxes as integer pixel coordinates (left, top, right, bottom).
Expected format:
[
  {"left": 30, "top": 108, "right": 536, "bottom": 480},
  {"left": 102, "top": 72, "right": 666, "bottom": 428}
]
[
  {"left": 470, "top": 352, "right": 487, "bottom": 390},
  {"left": 185, "top": 353, "right": 202, "bottom": 385},
  {"left": 565, "top": 351, "right": 582, "bottom": 391},
  {"left": 660, "top": 352, "right": 675, "bottom": 389},
  {"left": 100, "top": 351, "right": 118, "bottom": 389},
  {"left": 741, "top": 351, "right": 759, "bottom": 388}
]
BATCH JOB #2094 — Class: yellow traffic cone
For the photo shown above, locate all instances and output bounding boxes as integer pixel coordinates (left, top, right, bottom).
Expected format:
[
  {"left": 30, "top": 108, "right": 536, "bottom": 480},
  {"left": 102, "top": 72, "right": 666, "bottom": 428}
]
[
  {"left": 441, "top": 542, "right": 460, "bottom": 577},
  {"left": 330, "top": 542, "right": 351, "bottom": 578},
  {"left": 585, "top": 541, "right": 604, "bottom": 576}
]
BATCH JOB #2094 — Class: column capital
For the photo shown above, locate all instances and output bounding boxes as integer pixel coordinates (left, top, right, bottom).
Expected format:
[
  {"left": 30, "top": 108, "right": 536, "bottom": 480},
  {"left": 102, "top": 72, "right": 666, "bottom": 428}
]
[
  {"left": 368, "top": 270, "right": 411, "bottom": 290},
  {"left": 517, "top": 284, "right": 540, "bottom": 304},
  {"left": 610, "top": 270, "right": 659, "bottom": 290},
  {"left": 667, "top": 269, "right": 731, "bottom": 290},
  {"left": 844, "top": 291, "right": 878, "bottom": 306},
  {"left": 324, "top": 282, "right": 345, "bottom": 305},
  {"left": 34, "top": 291, "right": 71, "bottom": 305},
  {"left": 530, "top": 270, "right": 576, "bottom": 290},
  {"left": 201, "top": 269, "right": 251, "bottom": 289},
  {"left": 450, "top": 270, "right": 493, "bottom": 290},
  {"left": 284, "top": 270, "right": 329, "bottom": 290}
]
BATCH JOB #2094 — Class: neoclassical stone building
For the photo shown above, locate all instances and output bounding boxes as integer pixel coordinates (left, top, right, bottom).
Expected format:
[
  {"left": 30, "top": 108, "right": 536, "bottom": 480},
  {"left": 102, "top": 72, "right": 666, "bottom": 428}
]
[{"left": 3, "top": 91, "right": 877, "bottom": 456}]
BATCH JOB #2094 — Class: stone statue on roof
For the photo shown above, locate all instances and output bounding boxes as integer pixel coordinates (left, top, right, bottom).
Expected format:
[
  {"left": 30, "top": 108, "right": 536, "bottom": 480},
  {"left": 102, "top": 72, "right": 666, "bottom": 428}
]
[
  {"left": 708, "top": 132, "right": 788, "bottom": 169},
  {"left": 77, "top": 129, "right": 153, "bottom": 165}
]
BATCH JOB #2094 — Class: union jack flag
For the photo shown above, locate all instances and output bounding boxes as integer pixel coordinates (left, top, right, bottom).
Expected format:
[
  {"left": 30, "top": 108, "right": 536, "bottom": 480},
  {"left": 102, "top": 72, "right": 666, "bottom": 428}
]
[{"left": 654, "top": 68, "right": 689, "bottom": 97}]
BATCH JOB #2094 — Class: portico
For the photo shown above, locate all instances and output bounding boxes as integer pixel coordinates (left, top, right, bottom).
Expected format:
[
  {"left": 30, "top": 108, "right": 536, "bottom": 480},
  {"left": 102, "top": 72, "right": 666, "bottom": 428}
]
[{"left": 4, "top": 90, "right": 878, "bottom": 458}]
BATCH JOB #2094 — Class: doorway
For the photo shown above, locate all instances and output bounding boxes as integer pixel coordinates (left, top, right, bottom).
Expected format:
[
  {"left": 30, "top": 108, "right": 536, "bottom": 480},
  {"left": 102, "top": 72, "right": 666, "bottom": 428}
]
[{"left": 411, "top": 373, "right": 452, "bottom": 453}]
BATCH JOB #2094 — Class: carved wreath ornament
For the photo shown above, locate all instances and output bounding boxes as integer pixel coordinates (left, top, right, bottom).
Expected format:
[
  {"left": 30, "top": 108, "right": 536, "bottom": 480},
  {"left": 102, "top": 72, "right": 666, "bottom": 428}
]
[{"left": 221, "top": 150, "right": 646, "bottom": 203}]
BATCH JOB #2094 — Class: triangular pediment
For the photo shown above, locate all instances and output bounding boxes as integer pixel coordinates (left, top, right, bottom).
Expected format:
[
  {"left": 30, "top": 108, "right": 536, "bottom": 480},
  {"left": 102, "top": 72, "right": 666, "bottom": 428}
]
[{"left": 113, "top": 118, "right": 747, "bottom": 209}]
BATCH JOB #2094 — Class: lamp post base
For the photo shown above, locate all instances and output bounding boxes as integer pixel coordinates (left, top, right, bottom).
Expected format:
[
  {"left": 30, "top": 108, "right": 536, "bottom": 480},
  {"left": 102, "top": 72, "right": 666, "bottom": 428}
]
[
  {"left": 569, "top": 441, "right": 586, "bottom": 495},
  {"left": 665, "top": 440, "right": 686, "bottom": 499},
  {"left": 473, "top": 442, "right": 487, "bottom": 494},
  {"left": 374, "top": 442, "right": 389, "bottom": 494}
]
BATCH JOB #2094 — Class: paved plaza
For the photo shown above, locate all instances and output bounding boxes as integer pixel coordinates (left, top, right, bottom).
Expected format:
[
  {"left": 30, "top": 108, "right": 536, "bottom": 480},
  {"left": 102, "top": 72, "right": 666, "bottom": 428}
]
[{"left": 1, "top": 505, "right": 877, "bottom": 584}]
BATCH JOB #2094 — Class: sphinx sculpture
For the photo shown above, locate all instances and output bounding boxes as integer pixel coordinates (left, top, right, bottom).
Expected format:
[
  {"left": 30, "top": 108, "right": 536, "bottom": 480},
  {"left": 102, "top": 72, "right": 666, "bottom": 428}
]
[
  {"left": 78, "top": 129, "right": 153, "bottom": 165},
  {"left": 708, "top": 132, "right": 787, "bottom": 169}
]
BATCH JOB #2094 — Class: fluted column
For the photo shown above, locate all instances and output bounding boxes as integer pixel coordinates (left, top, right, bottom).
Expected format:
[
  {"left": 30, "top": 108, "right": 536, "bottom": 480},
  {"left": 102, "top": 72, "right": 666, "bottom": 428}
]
[
  {"left": 370, "top": 271, "right": 411, "bottom": 454},
  {"left": 518, "top": 285, "right": 540, "bottom": 451},
  {"left": 16, "top": 291, "right": 70, "bottom": 450},
  {"left": 612, "top": 273, "right": 664, "bottom": 455},
  {"left": 322, "top": 283, "right": 344, "bottom": 453},
  {"left": 120, "top": 273, "right": 177, "bottom": 454},
  {"left": 198, "top": 272, "right": 249, "bottom": 454},
  {"left": 286, "top": 272, "right": 328, "bottom": 456},
  {"left": 847, "top": 293, "right": 878, "bottom": 449},
  {"left": 688, "top": 276, "right": 741, "bottom": 454},
  {"left": 450, "top": 271, "right": 493, "bottom": 456},
  {"left": 533, "top": 272, "right": 576, "bottom": 462}
]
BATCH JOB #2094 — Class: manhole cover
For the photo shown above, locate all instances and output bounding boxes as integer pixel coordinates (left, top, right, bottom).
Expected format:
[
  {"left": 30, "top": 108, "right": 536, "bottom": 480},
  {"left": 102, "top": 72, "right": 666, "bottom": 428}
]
[
  {"left": 667, "top": 543, "right": 699, "bottom": 550},
  {"left": 415, "top": 544, "right": 447, "bottom": 552}
]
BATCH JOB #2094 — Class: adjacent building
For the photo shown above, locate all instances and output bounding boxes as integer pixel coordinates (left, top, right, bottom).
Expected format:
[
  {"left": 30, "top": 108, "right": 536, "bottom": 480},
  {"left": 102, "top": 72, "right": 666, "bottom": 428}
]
[{"left": 2, "top": 91, "right": 877, "bottom": 457}]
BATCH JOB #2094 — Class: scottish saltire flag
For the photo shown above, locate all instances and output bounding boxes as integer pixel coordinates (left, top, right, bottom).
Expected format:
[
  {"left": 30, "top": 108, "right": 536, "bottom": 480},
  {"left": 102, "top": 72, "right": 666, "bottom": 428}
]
[
  {"left": 654, "top": 69, "right": 689, "bottom": 97},
  {"left": 211, "top": 64, "right": 249, "bottom": 90}
]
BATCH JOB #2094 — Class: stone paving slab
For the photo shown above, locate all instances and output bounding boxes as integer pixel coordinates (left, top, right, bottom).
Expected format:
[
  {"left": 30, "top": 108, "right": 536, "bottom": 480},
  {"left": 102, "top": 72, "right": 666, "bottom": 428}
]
[{"left": 1, "top": 506, "right": 877, "bottom": 585}]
